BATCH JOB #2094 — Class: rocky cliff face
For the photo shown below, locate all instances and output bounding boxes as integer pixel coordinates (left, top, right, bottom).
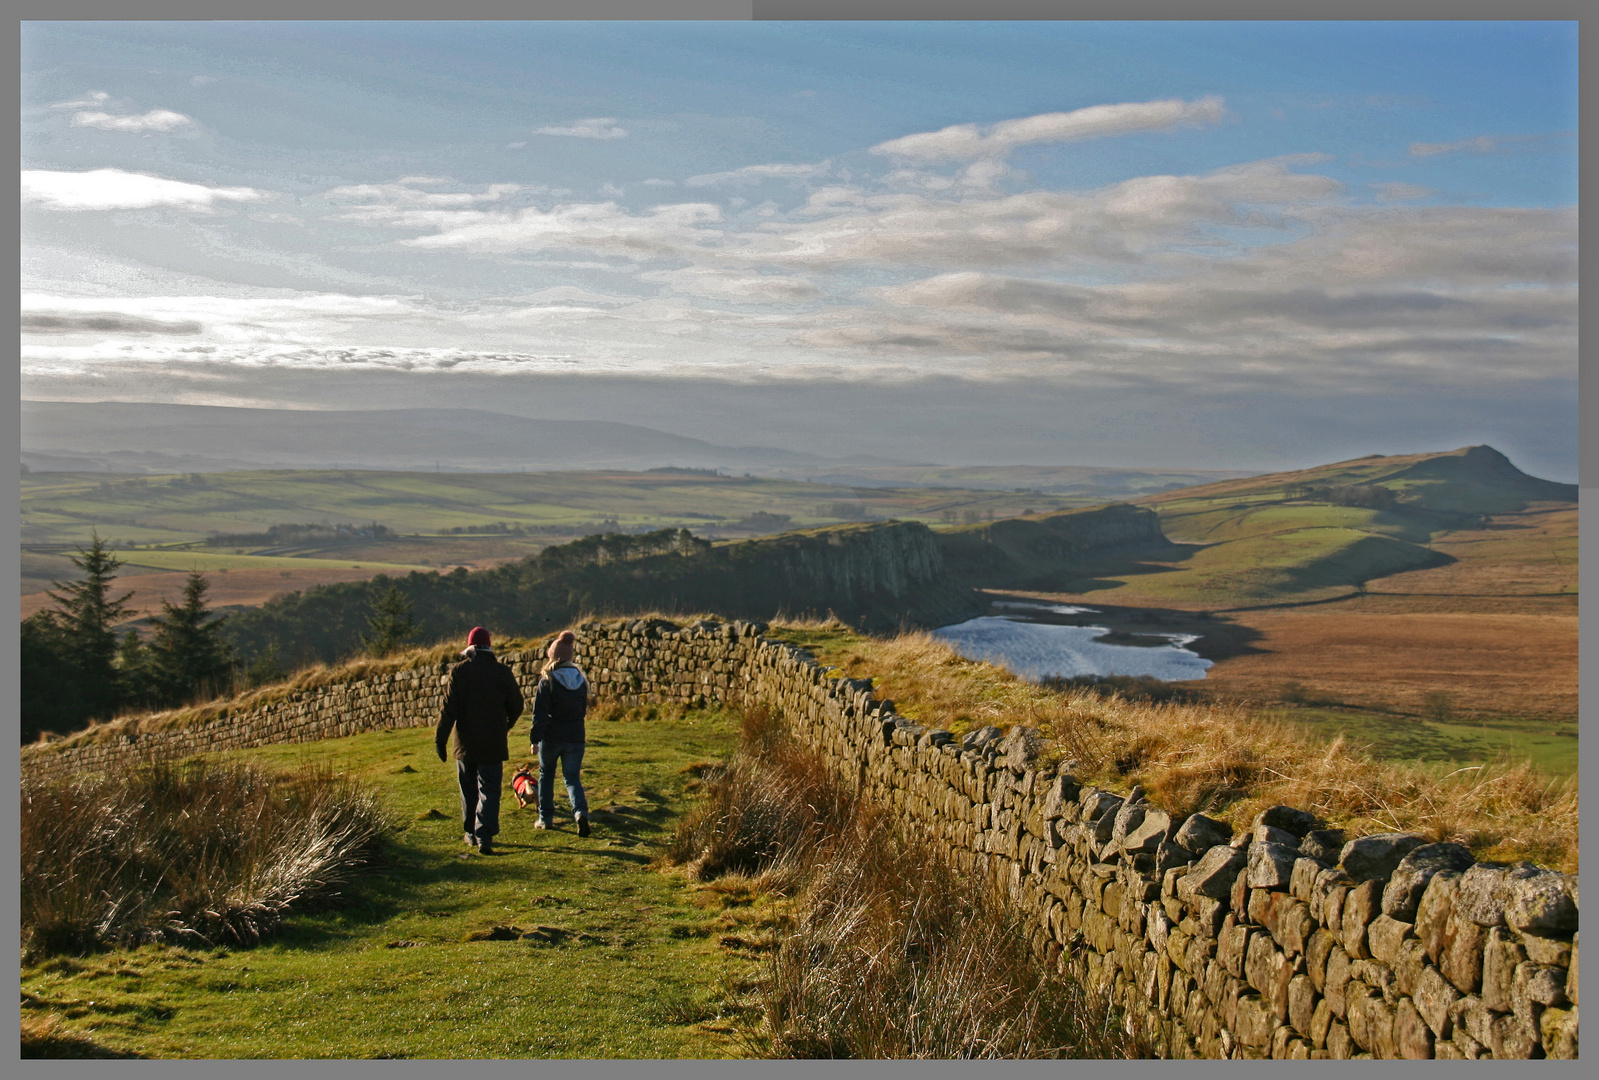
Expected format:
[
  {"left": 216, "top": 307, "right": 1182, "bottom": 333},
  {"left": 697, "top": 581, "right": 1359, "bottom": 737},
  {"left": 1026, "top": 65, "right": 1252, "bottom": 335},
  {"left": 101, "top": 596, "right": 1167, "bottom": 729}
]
[
  {"left": 939, "top": 503, "right": 1172, "bottom": 586},
  {"left": 714, "top": 520, "right": 981, "bottom": 631}
]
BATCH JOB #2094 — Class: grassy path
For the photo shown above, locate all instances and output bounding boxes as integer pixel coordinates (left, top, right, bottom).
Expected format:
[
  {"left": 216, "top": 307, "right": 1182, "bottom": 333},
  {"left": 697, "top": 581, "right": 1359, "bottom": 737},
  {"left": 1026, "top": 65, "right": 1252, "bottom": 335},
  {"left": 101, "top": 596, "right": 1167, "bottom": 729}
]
[{"left": 21, "top": 708, "right": 767, "bottom": 1059}]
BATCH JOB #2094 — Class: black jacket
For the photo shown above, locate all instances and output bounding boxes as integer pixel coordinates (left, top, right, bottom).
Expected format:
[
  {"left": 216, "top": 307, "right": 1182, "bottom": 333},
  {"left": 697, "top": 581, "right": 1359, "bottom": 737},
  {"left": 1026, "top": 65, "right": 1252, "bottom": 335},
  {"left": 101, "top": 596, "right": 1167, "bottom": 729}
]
[
  {"left": 530, "top": 662, "right": 588, "bottom": 746},
  {"left": 436, "top": 648, "right": 525, "bottom": 763}
]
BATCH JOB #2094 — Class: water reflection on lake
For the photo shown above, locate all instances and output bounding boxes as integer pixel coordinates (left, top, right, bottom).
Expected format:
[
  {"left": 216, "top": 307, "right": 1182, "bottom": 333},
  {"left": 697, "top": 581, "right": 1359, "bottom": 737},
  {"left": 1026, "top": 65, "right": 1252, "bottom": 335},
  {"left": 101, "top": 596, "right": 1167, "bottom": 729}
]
[{"left": 933, "top": 604, "right": 1211, "bottom": 683}]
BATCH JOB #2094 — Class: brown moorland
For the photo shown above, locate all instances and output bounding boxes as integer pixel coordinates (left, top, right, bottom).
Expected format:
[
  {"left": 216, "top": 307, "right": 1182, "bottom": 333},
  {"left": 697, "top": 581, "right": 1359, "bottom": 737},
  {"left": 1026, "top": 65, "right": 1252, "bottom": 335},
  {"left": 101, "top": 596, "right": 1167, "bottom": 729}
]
[{"left": 20, "top": 566, "right": 421, "bottom": 623}]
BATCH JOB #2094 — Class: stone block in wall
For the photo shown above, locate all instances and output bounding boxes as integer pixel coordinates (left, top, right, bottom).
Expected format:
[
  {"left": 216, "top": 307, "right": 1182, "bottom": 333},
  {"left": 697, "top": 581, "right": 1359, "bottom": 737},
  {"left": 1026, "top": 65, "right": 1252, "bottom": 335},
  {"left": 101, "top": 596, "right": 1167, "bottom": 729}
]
[
  {"left": 1506, "top": 871, "right": 1579, "bottom": 936},
  {"left": 1310, "top": 996, "right": 1333, "bottom": 1049},
  {"left": 1289, "top": 857, "right": 1327, "bottom": 902},
  {"left": 1270, "top": 896, "right": 1316, "bottom": 957},
  {"left": 1521, "top": 930, "right": 1572, "bottom": 968},
  {"left": 1391, "top": 937, "right": 1429, "bottom": 999},
  {"left": 1340, "top": 879, "right": 1383, "bottom": 959},
  {"left": 1487, "top": 1007, "right": 1542, "bottom": 1059},
  {"left": 1413, "top": 964, "right": 1460, "bottom": 1039},
  {"left": 1416, "top": 869, "right": 1462, "bottom": 962},
  {"left": 1234, "top": 992, "right": 1276, "bottom": 1050},
  {"left": 1251, "top": 804, "right": 1316, "bottom": 837},
  {"left": 1539, "top": 1006, "right": 1578, "bottom": 1059},
  {"left": 1287, "top": 972, "right": 1318, "bottom": 1035},
  {"left": 1219, "top": 917, "right": 1253, "bottom": 979},
  {"left": 1481, "top": 926, "right": 1527, "bottom": 1012},
  {"left": 1079, "top": 787, "right": 1121, "bottom": 824},
  {"left": 1121, "top": 810, "right": 1173, "bottom": 857},
  {"left": 1340, "top": 833, "right": 1427, "bottom": 883},
  {"left": 1174, "top": 813, "right": 1232, "bottom": 853},
  {"left": 1456, "top": 861, "right": 1538, "bottom": 928},
  {"left": 1324, "top": 945, "right": 1353, "bottom": 1018},
  {"left": 1323, "top": 881, "right": 1351, "bottom": 931},
  {"left": 1513, "top": 961, "right": 1568, "bottom": 1012},
  {"left": 1382, "top": 843, "right": 1474, "bottom": 922},
  {"left": 1439, "top": 908, "right": 1487, "bottom": 996},
  {"left": 1367, "top": 915, "right": 1414, "bottom": 966},
  {"left": 1346, "top": 986, "right": 1396, "bottom": 1057},
  {"left": 1183, "top": 896, "right": 1227, "bottom": 940},
  {"left": 1247, "top": 841, "right": 1297, "bottom": 890},
  {"left": 1310, "top": 867, "right": 1353, "bottom": 925},
  {"left": 1569, "top": 932, "right": 1579, "bottom": 1007},
  {"left": 1393, "top": 996, "right": 1433, "bottom": 1058},
  {"left": 1306, "top": 928, "right": 1338, "bottom": 992},
  {"left": 1179, "top": 845, "right": 1246, "bottom": 904}
]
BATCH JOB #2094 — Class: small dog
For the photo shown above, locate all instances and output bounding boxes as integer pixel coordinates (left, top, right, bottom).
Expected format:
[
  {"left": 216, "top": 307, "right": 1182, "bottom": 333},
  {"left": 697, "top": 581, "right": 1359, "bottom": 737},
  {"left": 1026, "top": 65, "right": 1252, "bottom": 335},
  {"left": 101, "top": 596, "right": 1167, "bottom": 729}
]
[{"left": 511, "top": 766, "right": 539, "bottom": 810}]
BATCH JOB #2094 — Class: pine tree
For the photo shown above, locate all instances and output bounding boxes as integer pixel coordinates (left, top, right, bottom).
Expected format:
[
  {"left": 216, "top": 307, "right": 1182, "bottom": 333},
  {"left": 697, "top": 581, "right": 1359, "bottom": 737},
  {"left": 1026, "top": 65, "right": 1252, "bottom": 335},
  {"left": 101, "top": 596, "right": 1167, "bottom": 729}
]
[
  {"left": 19, "top": 614, "right": 91, "bottom": 742},
  {"left": 116, "top": 629, "right": 159, "bottom": 710},
  {"left": 147, "top": 572, "right": 235, "bottom": 706},
  {"left": 39, "top": 530, "right": 135, "bottom": 721},
  {"left": 361, "top": 584, "right": 421, "bottom": 658}
]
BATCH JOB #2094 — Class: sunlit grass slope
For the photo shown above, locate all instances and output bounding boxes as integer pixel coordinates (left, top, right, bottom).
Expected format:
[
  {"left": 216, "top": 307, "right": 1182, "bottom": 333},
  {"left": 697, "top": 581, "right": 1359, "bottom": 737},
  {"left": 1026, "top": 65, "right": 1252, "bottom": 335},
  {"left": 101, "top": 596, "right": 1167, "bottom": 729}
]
[{"left": 21, "top": 706, "right": 767, "bottom": 1059}]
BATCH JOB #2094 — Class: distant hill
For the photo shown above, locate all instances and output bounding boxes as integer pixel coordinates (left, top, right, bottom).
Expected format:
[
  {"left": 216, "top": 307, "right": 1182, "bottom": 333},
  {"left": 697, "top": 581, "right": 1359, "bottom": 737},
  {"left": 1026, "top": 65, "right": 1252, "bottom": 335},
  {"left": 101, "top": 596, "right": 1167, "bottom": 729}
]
[
  {"left": 1060, "top": 445, "right": 1579, "bottom": 608},
  {"left": 19, "top": 400, "right": 1257, "bottom": 500},
  {"left": 1137, "top": 445, "right": 1576, "bottom": 516},
  {"left": 19, "top": 401, "right": 864, "bottom": 476}
]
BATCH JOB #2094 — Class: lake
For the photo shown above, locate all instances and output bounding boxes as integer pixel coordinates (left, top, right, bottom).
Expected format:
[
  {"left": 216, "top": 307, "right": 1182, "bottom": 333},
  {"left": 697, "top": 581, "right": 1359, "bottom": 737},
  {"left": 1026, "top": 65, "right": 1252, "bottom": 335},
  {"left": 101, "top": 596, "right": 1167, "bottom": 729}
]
[{"left": 932, "top": 601, "right": 1212, "bottom": 683}]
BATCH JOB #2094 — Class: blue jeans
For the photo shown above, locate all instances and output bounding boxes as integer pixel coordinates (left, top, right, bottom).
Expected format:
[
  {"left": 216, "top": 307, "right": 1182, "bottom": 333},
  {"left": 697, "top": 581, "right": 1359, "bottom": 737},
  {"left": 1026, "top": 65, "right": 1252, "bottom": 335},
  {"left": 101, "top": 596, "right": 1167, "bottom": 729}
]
[
  {"left": 538, "top": 741, "right": 588, "bottom": 823},
  {"left": 457, "top": 760, "right": 503, "bottom": 844}
]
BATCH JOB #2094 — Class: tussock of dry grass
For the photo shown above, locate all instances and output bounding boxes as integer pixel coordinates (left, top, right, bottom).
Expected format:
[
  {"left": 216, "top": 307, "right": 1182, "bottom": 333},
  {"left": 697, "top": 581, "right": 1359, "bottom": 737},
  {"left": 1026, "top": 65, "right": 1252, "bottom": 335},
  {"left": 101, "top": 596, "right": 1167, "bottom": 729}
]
[
  {"left": 822, "top": 631, "right": 1578, "bottom": 872},
  {"left": 22, "top": 760, "right": 389, "bottom": 960}
]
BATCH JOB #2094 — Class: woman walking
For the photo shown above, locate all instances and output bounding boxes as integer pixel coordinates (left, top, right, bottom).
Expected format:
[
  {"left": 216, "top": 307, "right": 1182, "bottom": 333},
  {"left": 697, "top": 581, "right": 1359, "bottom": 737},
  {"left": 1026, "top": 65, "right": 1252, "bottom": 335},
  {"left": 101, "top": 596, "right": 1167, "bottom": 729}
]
[{"left": 530, "top": 630, "right": 591, "bottom": 836}]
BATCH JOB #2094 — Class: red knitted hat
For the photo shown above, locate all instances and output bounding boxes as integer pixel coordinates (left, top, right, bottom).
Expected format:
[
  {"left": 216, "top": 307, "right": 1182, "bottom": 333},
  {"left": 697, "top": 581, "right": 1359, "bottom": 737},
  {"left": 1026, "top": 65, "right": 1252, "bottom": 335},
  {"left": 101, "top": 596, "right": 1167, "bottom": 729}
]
[
  {"left": 547, "top": 630, "right": 575, "bottom": 662},
  {"left": 467, "top": 626, "right": 491, "bottom": 648}
]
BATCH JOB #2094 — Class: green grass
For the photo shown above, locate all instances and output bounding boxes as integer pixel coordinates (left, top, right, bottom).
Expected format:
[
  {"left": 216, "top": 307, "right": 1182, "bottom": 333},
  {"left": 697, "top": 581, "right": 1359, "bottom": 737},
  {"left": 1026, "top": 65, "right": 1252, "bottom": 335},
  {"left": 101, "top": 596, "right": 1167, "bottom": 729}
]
[
  {"left": 19, "top": 708, "right": 768, "bottom": 1059},
  {"left": 1075, "top": 527, "right": 1446, "bottom": 606},
  {"left": 1274, "top": 706, "right": 1579, "bottom": 776}
]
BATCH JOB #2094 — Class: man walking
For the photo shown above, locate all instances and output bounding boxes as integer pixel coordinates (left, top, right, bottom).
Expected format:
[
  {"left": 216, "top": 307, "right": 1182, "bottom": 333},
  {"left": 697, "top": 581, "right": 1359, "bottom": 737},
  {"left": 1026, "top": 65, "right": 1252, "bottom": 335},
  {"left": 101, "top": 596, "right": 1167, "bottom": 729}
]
[
  {"left": 530, "top": 629, "right": 591, "bottom": 836},
  {"left": 436, "top": 626, "right": 524, "bottom": 855}
]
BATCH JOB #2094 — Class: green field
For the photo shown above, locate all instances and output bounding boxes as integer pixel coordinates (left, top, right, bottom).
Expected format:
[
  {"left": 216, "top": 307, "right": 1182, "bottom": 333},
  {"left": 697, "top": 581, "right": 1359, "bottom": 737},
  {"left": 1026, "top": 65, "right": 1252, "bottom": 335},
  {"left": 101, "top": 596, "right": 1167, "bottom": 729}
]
[
  {"left": 20, "top": 469, "right": 1087, "bottom": 551},
  {"left": 1275, "top": 706, "right": 1579, "bottom": 776},
  {"left": 1083, "top": 526, "right": 1449, "bottom": 606},
  {"left": 20, "top": 708, "right": 772, "bottom": 1059}
]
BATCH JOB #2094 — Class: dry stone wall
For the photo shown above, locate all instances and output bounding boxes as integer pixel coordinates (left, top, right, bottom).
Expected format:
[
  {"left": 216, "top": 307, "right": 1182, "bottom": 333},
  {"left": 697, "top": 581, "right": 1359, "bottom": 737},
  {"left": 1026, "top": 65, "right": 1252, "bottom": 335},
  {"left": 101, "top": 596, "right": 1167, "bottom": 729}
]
[{"left": 20, "top": 617, "right": 1577, "bottom": 1060}]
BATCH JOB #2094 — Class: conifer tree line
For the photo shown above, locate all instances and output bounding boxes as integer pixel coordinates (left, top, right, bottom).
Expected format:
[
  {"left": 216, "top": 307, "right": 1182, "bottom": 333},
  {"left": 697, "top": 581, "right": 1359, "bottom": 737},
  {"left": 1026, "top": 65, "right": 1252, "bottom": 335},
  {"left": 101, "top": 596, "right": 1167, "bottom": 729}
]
[{"left": 19, "top": 532, "right": 423, "bottom": 744}]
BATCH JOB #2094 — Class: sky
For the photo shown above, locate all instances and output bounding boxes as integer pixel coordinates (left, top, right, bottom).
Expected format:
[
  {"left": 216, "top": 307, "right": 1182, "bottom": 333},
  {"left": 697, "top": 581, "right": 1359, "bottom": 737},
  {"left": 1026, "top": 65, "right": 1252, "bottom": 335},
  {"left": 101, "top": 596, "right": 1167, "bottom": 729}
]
[{"left": 19, "top": 21, "right": 1579, "bottom": 479}]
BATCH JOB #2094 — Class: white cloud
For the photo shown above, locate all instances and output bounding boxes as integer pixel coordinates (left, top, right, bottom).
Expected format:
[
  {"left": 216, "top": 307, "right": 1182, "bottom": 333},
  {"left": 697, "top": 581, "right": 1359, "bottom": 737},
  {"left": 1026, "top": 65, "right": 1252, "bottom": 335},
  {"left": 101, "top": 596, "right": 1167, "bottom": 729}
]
[
  {"left": 21, "top": 168, "right": 268, "bottom": 211},
  {"left": 506, "top": 141, "right": 527, "bottom": 149},
  {"left": 533, "top": 117, "right": 628, "bottom": 139},
  {"left": 50, "top": 91, "right": 110, "bottom": 109},
  {"left": 192, "top": 75, "right": 216, "bottom": 86},
  {"left": 402, "top": 201, "right": 724, "bottom": 258},
  {"left": 640, "top": 267, "right": 822, "bottom": 303},
  {"left": 758, "top": 157, "right": 1341, "bottom": 269},
  {"left": 870, "top": 96, "right": 1226, "bottom": 161},
  {"left": 324, "top": 177, "right": 525, "bottom": 229},
  {"left": 71, "top": 108, "right": 193, "bottom": 133},
  {"left": 641, "top": 178, "right": 676, "bottom": 187},
  {"left": 599, "top": 181, "right": 625, "bottom": 197},
  {"left": 684, "top": 160, "right": 830, "bottom": 187},
  {"left": 1410, "top": 135, "right": 1497, "bottom": 157}
]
